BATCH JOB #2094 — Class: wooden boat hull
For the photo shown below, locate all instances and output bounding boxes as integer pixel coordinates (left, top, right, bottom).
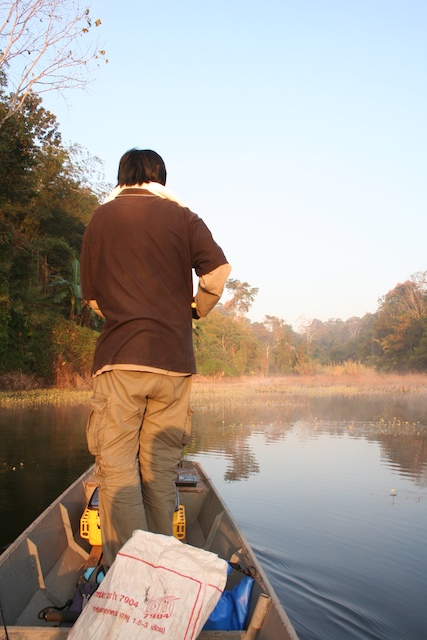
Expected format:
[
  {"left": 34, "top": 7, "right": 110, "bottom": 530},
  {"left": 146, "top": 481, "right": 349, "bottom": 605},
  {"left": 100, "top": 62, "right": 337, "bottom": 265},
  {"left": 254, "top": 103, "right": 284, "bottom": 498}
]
[{"left": 0, "top": 462, "right": 299, "bottom": 640}]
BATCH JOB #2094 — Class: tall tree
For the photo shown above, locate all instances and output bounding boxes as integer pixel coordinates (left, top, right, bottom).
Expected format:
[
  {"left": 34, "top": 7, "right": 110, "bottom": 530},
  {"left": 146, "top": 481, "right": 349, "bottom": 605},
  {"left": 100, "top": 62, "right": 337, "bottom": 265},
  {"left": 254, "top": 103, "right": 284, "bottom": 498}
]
[
  {"left": 0, "top": 90, "right": 105, "bottom": 378},
  {"left": 223, "top": 279, "right": 259, "bottom": 319},
  {"left": 258, "top": 315, "right": 299, "bottom": 373},
  {"left": 194, "top": 309, "right": 261, "bottom": 376},
  {"left": 374, "top": 274, "right": 427, "bottom": 370},
  {"left": 0, "top": 0, "right": 106, "bottom": 125}
]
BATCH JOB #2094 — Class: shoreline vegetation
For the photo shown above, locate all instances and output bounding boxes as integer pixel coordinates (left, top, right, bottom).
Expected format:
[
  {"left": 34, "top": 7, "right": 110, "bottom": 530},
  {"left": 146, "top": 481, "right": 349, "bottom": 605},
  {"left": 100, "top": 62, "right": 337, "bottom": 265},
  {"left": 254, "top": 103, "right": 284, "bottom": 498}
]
[{"left": 2, "top": 369, "right": 427, "bottom": 410}]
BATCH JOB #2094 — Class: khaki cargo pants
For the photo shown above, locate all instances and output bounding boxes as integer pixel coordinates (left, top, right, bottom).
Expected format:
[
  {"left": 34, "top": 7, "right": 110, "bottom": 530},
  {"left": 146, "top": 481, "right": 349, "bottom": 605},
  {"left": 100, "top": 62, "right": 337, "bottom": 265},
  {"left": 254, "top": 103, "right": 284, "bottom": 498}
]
[{"left": 86, "top": 370, "right": 192, "bottom": 566}]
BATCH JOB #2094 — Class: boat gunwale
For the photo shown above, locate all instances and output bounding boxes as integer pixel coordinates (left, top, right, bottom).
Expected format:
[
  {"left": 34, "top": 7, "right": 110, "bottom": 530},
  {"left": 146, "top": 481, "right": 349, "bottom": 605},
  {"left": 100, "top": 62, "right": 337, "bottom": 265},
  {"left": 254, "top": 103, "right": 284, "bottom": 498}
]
[{"left": 0, "top": 462, "right": 299, "bottom": 640}]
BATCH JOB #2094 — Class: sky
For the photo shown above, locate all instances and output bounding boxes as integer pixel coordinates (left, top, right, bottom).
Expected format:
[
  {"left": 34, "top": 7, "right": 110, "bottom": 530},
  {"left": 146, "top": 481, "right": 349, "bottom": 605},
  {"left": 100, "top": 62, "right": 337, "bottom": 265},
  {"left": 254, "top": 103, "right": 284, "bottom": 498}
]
[{"left": 40, "top": 0, "right": 427, "bottom": 328}]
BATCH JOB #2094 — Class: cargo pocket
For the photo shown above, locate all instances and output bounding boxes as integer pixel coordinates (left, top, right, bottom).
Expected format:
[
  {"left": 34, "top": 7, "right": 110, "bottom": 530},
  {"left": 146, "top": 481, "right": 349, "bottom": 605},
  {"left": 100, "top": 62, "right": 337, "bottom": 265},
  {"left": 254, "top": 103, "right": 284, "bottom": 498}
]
[
  {"left": 182, "top": 406, "right": 194, "bottom": 446},
  {"left": 86, "top": 392, "right": 110, "bottom": 456}
]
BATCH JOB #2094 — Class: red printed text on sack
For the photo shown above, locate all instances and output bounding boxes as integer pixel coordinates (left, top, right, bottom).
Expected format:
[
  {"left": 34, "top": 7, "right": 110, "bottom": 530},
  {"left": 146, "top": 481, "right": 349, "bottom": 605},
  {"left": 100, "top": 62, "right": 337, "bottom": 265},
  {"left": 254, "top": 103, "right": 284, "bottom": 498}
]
[{"left": 141, "top": 595, "right": 180, "bottom": 619}]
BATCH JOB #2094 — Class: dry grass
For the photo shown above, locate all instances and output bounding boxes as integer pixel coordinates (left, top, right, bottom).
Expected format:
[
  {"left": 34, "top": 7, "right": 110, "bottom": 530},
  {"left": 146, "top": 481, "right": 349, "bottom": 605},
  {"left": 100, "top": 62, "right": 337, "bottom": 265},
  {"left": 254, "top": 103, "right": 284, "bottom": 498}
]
[
  {"left": 193, "top": 371, "right": 427, "bottom": 402},
  {"left": 2, "top": 370, "right": 427, "bottom": 409},
  {"left": 0, "top": 371, "right": 42, "bottom": 391},
  {"left": 0, "top": 388, "right": 92, "bottom": 409}
]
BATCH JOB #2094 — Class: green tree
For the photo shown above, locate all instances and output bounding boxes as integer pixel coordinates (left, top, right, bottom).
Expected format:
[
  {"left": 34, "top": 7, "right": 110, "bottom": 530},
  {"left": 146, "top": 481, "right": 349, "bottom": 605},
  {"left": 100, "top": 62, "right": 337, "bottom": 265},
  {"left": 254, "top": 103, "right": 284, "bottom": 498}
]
[
  {"left": 334, "top": 314, "right": 379, "bottom": 365},
  {"left": 250, "top": 321, "right": 272, "bottom": 375},
  {"left": 0, "top": 91, "right": 105, "bottom": 381},
  {"left": 261, "top": 315, "right": 299, "bottom": 373},
  {"left": 373, "top": 274, "right": 427, "bottom": 371},
  {"left": 194, "top": 309, "right": 261, "bottom": 376},
  {"left": 223, "top": 279, "right": 259, "bottom": 319},
  {"left": 49, "top": 257, "right": 83, "bottom": 320}
]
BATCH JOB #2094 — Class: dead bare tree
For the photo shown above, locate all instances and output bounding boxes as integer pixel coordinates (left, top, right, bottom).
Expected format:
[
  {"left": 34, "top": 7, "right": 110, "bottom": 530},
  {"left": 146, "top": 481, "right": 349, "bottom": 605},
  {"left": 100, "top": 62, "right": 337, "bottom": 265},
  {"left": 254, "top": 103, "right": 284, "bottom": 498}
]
[{"left": 0, "top": 0, "right": 106, "bottom": 126}]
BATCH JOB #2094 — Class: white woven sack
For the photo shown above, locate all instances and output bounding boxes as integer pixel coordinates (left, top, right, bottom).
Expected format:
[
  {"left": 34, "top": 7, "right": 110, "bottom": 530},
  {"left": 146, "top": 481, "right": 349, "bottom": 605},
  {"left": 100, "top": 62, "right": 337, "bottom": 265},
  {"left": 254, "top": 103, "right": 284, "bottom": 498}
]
[{"left": 68, "top": 529, "right": 228, "bottom": 640}]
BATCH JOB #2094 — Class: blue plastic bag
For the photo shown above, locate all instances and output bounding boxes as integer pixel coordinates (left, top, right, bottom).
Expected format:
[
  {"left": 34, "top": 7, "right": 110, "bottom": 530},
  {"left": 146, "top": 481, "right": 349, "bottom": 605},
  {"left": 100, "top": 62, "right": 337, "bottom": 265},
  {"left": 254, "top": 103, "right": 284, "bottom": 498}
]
[{"left": 203, "top": 565, "right": 254, "bottom": 631}]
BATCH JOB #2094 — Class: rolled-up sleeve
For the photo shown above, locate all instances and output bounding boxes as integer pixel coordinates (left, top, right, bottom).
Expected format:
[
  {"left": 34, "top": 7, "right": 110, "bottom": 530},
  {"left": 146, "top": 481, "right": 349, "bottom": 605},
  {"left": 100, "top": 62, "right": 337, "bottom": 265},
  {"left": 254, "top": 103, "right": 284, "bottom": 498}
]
[{"left": 195, "top": 263, "right": 232, "bottom": 318}]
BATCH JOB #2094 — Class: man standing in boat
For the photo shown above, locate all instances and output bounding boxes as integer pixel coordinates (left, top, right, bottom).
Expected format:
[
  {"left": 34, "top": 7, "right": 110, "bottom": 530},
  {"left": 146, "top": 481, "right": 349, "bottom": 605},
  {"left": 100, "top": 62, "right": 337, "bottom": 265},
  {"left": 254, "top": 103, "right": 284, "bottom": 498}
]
[{"left": 80, "top": 149, "right": 231, "bottom": 566}]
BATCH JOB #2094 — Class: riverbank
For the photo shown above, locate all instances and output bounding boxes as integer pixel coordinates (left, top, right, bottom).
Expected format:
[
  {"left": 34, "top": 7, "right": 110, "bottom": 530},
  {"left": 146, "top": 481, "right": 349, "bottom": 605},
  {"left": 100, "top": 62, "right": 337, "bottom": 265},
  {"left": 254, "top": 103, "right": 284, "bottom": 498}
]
[
  {"left": 194, "top": 371, "right": 427, "bottom": 394},
  {"left": 2, "top": 372, "right": 427, "bottom": 409}
]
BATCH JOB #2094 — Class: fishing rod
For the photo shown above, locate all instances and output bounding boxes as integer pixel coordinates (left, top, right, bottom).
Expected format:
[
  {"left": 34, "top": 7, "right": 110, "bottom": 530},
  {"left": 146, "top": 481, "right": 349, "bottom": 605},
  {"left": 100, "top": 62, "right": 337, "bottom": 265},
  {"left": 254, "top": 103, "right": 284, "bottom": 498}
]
[{"left": 0, "top": 598, "right": 9, "bottom": 640}]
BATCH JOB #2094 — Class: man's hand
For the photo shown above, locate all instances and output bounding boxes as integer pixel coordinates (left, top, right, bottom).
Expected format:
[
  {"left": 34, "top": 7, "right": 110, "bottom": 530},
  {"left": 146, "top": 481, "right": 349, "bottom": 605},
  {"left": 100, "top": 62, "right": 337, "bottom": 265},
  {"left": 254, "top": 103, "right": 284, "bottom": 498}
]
[{"left": 87, "top": 300, "right": 106, "bottom": 320}]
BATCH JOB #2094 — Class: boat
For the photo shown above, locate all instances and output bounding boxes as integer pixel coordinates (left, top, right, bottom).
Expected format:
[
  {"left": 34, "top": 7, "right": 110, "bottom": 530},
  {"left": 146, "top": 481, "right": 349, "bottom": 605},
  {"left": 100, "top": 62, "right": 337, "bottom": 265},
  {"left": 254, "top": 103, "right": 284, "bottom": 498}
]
[{"left": 0, "top": 460, "right": 299, "bottom": 640}]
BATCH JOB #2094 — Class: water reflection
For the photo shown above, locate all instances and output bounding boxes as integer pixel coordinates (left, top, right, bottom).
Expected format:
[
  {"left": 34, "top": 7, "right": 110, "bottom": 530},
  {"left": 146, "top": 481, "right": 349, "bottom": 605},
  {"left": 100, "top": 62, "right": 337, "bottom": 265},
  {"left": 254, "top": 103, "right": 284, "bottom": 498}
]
[
  {"left": 1, "top": 393, "right": 427, "bottom": 639},
  {"left": 189, "top": 407, "right": 427, "bottom": 640},
  {"left": 189, "top": 396, "right": 427, "bottom": 487},
  {"left": 378, "top": 434, "right": 427, "bottom": 485},
  {"left": 0, "top": 404, "right": 92, "bottom": 550}
]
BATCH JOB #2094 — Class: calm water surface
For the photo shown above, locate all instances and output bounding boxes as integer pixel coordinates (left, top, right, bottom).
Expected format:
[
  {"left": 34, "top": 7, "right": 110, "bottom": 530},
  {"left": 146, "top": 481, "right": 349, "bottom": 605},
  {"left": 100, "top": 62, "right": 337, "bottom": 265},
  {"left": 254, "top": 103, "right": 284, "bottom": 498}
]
[{"left": 1, "top": 392, "right": 426, "bottom": 640}]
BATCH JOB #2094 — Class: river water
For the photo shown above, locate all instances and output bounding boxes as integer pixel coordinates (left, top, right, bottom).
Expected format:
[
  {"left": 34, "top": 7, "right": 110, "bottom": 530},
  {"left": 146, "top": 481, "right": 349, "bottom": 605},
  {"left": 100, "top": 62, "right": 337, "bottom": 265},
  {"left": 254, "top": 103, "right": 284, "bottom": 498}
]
[{"left": 1, "top": 389, "right": 426, "bottom": 640}]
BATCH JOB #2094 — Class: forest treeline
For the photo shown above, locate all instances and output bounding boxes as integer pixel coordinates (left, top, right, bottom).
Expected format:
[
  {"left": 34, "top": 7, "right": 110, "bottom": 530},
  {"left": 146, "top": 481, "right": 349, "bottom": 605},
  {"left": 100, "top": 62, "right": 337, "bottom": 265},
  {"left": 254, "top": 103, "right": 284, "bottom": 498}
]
[{"left": 1, "top": 89, "right": 427, "bottom": 389}]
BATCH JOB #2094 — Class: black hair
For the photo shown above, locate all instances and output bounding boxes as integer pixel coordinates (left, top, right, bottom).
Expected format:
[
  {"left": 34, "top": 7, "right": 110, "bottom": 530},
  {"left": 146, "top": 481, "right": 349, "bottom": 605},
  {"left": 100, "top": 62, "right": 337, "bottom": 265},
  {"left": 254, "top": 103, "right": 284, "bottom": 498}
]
[{"left": 117, "top": 149, "right": 167, "bottom": 186}]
